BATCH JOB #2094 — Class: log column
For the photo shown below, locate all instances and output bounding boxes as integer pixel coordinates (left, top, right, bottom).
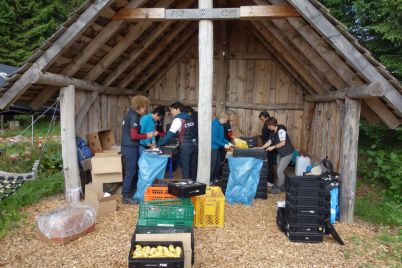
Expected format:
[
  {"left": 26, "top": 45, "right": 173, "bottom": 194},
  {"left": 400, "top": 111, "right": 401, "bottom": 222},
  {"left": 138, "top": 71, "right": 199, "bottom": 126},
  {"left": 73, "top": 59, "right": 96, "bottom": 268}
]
[
  {"left": 197, "top": 0, "right": 213, "bottom": 184},
  {"left": 60, "top": 85, "right": 81, "bottom": 201},
  {"left": 339, "top": 98, "right": 361, "bottom": 223}
]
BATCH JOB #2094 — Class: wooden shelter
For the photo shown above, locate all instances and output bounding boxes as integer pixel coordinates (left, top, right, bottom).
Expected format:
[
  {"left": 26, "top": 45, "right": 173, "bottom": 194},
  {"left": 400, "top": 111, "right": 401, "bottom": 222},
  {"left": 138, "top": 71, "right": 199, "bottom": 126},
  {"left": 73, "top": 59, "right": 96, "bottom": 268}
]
[{"left": 0, "top": 0, "right": 401, "bottom": 222}]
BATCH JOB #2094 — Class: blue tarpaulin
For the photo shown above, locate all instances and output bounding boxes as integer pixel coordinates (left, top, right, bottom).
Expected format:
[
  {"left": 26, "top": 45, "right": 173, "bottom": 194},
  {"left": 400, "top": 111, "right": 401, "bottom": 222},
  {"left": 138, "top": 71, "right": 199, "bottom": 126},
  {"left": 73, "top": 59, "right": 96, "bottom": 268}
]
[
  {"left": 225, "top": 157, "right": 263, "bottom": 206},
  {"left": 133, "top": 152, "right": 169, "bottom": 202}
]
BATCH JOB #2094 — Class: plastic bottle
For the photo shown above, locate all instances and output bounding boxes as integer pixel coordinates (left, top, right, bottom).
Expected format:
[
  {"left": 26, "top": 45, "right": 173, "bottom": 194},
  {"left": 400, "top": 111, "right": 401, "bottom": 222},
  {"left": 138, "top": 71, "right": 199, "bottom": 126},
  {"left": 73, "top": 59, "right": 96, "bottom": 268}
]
[{"left": 295, "top": 155, "right": 311, "bottom": 176}]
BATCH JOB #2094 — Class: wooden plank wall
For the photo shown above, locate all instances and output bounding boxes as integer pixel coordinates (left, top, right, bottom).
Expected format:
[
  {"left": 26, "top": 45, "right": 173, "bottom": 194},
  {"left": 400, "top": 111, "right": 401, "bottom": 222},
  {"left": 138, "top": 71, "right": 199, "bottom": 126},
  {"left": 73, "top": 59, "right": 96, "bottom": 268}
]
[
  {"left": 148, "top": 22, "right": 305, "bottom": 149},
  {"left": 75, "top": 90, "right": 130, "bottom": 144},
  {"left": 307, "top": 101, "right": 344, "bottom": 171}
]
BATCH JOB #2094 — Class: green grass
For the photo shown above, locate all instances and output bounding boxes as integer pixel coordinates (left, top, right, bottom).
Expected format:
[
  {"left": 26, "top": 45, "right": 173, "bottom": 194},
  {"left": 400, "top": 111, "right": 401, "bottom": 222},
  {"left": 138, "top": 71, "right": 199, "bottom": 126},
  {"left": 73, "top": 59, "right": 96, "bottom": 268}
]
[
  {"left": 0, "top": 172, "right": 64, "bottom": 238},
  {"left": 0, "top": 116, "right": 60, "bottom": 138}
]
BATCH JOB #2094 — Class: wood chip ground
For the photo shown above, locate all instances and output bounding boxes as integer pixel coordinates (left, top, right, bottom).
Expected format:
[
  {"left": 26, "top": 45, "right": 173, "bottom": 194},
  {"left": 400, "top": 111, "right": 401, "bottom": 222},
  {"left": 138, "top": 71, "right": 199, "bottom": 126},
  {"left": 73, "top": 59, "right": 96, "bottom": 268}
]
[{"left": 0, "top": 193, "right": 396, "bottom": 267}]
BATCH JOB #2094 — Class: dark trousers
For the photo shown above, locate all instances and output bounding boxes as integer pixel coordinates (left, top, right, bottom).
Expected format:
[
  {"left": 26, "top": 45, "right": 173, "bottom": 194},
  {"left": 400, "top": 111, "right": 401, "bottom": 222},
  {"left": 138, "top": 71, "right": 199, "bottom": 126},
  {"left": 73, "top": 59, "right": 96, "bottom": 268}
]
[
  {"left": 219, "top": 147, "right": 227, "bottom": 177},
  {"left": 210, "top": 149, "right": 221, "bottom": 180},
  {"left": 179, "top": 141, "right": 197, "bottom": 181},
  {"left": 121, "top": 146, "right": 139, "bottom": 197},
  {"left": 267, "top": 150, "right": 277, "bottom": 183}
]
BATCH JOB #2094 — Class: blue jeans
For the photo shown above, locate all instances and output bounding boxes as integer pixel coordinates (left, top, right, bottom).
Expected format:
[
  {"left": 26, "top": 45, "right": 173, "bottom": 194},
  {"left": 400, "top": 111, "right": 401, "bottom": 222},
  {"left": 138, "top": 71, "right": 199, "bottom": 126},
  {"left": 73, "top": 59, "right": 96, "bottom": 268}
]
[
  {"left": 122, "top": 146, "right": 139, "bottom": 197},
  {"left": 179, "top": 141, "right": 197, "bottom": 181}
]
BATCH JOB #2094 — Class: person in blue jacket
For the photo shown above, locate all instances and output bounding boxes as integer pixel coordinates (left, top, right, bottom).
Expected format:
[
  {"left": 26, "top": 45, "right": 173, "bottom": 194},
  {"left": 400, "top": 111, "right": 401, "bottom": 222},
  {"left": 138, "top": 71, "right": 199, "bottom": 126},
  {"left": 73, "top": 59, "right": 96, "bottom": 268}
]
[
  {"left": 211, "top": 111, "right": 233, "bottom": 183},
  {"left": 157, "top": 102, "right": 198, "bottom": 180},
  {"left": 139, "top": 106, "right": 165, "bottom": 155}
]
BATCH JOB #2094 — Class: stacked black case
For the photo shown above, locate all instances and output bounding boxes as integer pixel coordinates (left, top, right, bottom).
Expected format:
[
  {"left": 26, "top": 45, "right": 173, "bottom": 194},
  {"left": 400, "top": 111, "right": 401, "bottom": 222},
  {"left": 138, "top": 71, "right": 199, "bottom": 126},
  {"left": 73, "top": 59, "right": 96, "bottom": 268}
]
[
  {"left": 220, "top": 160, "right": 268, "bottom": 199},
  {"left": 284, "top": 175, "right": 330, "bottom": 243}
]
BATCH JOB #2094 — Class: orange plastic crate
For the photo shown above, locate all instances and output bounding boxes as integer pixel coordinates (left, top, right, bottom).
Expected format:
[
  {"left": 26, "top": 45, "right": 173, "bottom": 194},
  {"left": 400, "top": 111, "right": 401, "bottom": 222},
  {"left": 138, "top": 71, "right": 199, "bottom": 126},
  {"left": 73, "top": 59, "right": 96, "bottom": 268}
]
[{"left": 144, "top": 186, "right": 177, "bottom": 201}]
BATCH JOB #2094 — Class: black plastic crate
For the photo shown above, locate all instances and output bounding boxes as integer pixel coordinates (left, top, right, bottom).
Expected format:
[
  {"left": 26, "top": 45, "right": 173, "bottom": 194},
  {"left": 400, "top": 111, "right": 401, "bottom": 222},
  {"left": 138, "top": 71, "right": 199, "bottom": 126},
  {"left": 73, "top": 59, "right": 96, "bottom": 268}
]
[
  {"left": 286, "top": 224, "right": 325, "bottom": 234},
  {"left": 255, "top": 192, "right": 268, "bottom": 199},
  {"left": 233, "top": 148, "right": 267, "bottom": 160},
  {"left": 286, "top": 213, "right": 325, "bottom": 225},
  {"left": 286, "top": 188, "right": 329, "bottom": 199},
  {"left": 286, "top": 175, "right": 327, "bottom": 190},
  {"left": 239, "top": 136, "right": 258, "bottom": 148},
  {"left": 286, "top": 196, "right": 330, "bottom": 208},
  {"left": 160, "top": 146, "right": 179, "bottom": 155},
  {"left": 276, "top": 207, "right": 287, "bottom": 233},
  {"left": 286, "top": 204, "right": 330, "bottom": 218},
  {"left": 287, "top": 232, "right": 324, "bottom": 243},
  {"left": 129, "top": 241, "right": 184, "bottom": 268},
  {"left": 153, "top": 179, "right": 191, "bottom": 186},
  {"left": 132, "top": 226, "right": 194, "bottom": 265},
  {"left": 168, "top": 181, "right": 206, "bottom": 198}
]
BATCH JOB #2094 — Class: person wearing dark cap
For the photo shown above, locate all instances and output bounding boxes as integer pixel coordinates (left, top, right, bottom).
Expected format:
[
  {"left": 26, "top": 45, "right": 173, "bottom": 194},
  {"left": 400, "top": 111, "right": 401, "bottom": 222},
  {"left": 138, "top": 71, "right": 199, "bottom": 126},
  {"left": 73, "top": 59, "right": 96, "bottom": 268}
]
[
  {"left": 157, "top": 102, "right": 198, "bottom": 180},
  {"left": 259, "top": 111, "right": 275, "bottom": 186},
  {"left": 262, "top": 117, "right": 295, "bottom": 194}
]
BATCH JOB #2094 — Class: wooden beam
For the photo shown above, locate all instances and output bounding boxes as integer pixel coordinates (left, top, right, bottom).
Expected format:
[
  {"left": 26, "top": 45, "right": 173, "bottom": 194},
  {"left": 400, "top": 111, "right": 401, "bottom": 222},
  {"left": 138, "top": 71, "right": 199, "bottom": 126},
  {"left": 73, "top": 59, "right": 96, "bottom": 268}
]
[
  {"left": 60, "top": 85, "right": 81, "bottom": 201},
  {"left": 288, "top": 0, "right": 402, "bottom": 117},
  {"left": 84, "top": 0, "right": 176, "bottom": 82},
  {"left": 30, "top": 0, "right": 148, "bottom": 110},
  {"left": 197, "top": 0, "right": 213, "bottom": 185},
  {"left": 112, "top": 6, "right": 299, "bottom": 20},
  {"left": 339, "top": 98, "right": 361, "bottom": 223},
  {"left": 37, "top": 72, "right": 131, "bottom": 95},
  {"left": 305, "top": 82, "right": 386, "bottom": 102},
  {"left": 150, "top": 99, "right": 304, "bottom": 110},
  {"left": 240, "top": 5, "right": 299, "bottom": 19},
  {"left": 0, "top": 0, "right": 115, "bottom": 109}
]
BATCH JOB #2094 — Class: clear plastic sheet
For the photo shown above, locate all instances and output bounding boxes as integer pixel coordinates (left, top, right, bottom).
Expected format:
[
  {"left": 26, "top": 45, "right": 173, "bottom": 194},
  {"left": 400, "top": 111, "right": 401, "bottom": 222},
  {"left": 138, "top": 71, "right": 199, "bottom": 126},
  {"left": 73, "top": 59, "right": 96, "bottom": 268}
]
[{"left": 36, "top": 203, "right": 96, "bottom": 239}]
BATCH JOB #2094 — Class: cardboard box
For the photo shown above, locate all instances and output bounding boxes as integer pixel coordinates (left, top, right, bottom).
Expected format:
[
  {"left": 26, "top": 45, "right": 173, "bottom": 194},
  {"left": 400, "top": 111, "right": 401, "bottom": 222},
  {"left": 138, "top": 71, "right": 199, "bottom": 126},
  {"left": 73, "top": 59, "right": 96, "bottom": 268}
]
[
  {"left": 87, "top": 130, "right": 117, "bottom": 154},
  {"left": 84, "top": 183, "right": 118, "bottom": 217},
  {"left": 36, "top": 224, "right": 95, "bottom": 245},
  {"left": 135, "top": 233, "right": 192, "bottom": 268},
  {"left": 91, "top": 155, "right": 122, "bottom": 174},
  {"left": 92, "top": 173, "right": 123, "bottom": 193}
]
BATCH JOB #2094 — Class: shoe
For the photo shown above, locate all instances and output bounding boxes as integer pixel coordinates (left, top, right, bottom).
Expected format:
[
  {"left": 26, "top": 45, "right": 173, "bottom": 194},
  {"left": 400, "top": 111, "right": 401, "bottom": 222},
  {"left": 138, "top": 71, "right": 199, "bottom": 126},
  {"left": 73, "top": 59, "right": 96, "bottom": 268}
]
[
  {"left": 122, "top": 196, "right": 139, "bottom": 205},
  {"left": 267, "top": 182, "right": 274, "bottom": 187},
  {"left": 270, "top": 186, "right": 282, "bottom": 194}
]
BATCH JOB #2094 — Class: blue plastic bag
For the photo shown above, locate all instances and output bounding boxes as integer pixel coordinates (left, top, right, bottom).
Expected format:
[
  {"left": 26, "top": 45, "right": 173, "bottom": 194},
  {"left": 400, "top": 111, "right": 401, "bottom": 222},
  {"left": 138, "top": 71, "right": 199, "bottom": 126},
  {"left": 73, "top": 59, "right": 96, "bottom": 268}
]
[
  {"left": 330, "top": 187, "right": 339, "bottom": 224},
  {"left": 133, "top": 152, "right": 169, "bottom": 202},
  {"left": 225, "top": 157, "right": 263, "bottom": 206}
]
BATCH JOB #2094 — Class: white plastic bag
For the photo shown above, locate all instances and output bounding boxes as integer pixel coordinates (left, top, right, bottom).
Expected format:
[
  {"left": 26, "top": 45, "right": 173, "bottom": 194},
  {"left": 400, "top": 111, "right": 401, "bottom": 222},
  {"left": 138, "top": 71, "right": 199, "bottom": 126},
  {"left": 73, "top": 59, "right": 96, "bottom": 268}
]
[{"left": 36, "top": 203, "right": 96, "bottom": 239}]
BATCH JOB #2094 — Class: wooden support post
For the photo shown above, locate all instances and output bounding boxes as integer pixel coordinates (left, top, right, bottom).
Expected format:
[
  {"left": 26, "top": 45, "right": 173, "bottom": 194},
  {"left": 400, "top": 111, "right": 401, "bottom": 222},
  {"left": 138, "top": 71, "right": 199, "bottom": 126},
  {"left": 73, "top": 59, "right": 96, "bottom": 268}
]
[
  {"left": 339, "top": 98, "right": 361, "bottom": 223},
  {"left": 197, "top": 0, "right": 213, "bottom": 184},
  {"left": 60, "top": 85, "right": 81, "bottom": 201},
  {"left": 215, "top": 20, "right": 229, "bottom": 114}
]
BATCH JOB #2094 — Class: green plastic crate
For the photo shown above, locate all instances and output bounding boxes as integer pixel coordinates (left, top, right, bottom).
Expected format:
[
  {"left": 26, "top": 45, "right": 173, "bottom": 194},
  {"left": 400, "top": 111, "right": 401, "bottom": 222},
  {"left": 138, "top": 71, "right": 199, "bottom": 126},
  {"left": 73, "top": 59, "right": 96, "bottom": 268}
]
[{"left": 137, "top": 198, "right": 194, "bottom": 227}]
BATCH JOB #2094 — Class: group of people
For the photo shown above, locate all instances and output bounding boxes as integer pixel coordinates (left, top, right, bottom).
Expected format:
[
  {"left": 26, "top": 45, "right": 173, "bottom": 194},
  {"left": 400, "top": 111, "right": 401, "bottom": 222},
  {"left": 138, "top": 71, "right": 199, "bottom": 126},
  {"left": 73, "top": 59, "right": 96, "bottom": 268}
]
[{"left": 120, "top": 95, "right": 294, "bottom": 204}]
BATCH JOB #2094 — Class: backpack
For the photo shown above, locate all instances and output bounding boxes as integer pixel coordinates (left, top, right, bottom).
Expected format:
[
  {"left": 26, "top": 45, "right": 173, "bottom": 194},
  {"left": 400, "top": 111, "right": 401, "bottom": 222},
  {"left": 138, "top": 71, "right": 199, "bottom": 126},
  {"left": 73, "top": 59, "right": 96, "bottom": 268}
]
[{"left": 76, "top": 137, "right": 93, "bottom": 163}]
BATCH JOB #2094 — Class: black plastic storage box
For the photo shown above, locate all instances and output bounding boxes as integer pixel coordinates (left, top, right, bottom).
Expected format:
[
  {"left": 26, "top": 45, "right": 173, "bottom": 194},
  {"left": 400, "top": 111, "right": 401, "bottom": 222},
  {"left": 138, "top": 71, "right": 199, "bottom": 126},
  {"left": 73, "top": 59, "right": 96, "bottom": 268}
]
[
  {"left": 286, "top": 213, "right": 325, "bottom": 225},
  {"left": 286, "top": 204, "right": 330, "bottom": 218},
  {"left": 132, "top": 225, "right": 195, "bottom": 265},
  {"left": 232, "top": 148, "right": 267, "bottom": 160},
  {"left": 128, "top": 241, "right": 184, "bottom": 268},
  {"left": 286, "top": 175, "right": 327, "bottom": 190},
  {"left": 287, "top": 232, "right": 324, "bottom": 243},
  {"left": 286, "top": 224, "right": 325, "bottom": 234},
  {"left": 286, "top": 188, "right": 329, "bottom": 199},
  {"left": 153, "top": 179, "right": 191, "bottom": 186},
  {"left": 168, "top": 181, "right": 206, "bottom": 198},
  {"left": 286, "top": 196, "right": 330, "bottom": 208},
  {"left": 160, "top": 145, "right": 179, "bottom": 155},
  {"left": 239, "top": 136, "right": 258, "bottom": 148}
]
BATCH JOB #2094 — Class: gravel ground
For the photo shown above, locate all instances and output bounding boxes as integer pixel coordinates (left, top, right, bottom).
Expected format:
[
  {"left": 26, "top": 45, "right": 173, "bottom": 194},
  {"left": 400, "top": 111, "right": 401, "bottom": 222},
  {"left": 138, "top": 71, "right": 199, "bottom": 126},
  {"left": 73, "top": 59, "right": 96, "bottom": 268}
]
[{"left": 0, "top": 193, "right": 396, "bottom": 268}]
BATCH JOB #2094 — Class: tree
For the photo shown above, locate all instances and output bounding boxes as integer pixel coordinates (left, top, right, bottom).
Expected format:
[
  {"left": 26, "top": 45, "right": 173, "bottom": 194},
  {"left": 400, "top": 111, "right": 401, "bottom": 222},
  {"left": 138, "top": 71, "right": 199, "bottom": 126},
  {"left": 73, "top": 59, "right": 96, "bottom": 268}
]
[
  {"left": 0, "top": 0, "right": 84, "bottom": 67},
  {"left": 321, "top": 0, "right": 402, "bottom": 80}
]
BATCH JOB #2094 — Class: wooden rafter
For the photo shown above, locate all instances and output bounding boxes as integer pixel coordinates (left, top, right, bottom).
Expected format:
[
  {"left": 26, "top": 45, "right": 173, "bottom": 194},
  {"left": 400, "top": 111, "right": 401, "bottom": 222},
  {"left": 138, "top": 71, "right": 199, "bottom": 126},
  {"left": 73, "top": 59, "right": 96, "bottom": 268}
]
[
  {"left": 133, "top": 30, "right": 197, "bottom": 91},
  {"left": 84, "top": 0, "right": 177, "bottom": 83},
  {"left": 118, "top": 24, "right": 196, "bottom": 88},
  {"left": 102, "top": 0, "right": 195, "bottom": 87},
  {"left": 289, "top": 0, "right": 402, "bottom": 118},
  {"left": 29, "top": 0, "right": 147, "bottom": 110}
]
